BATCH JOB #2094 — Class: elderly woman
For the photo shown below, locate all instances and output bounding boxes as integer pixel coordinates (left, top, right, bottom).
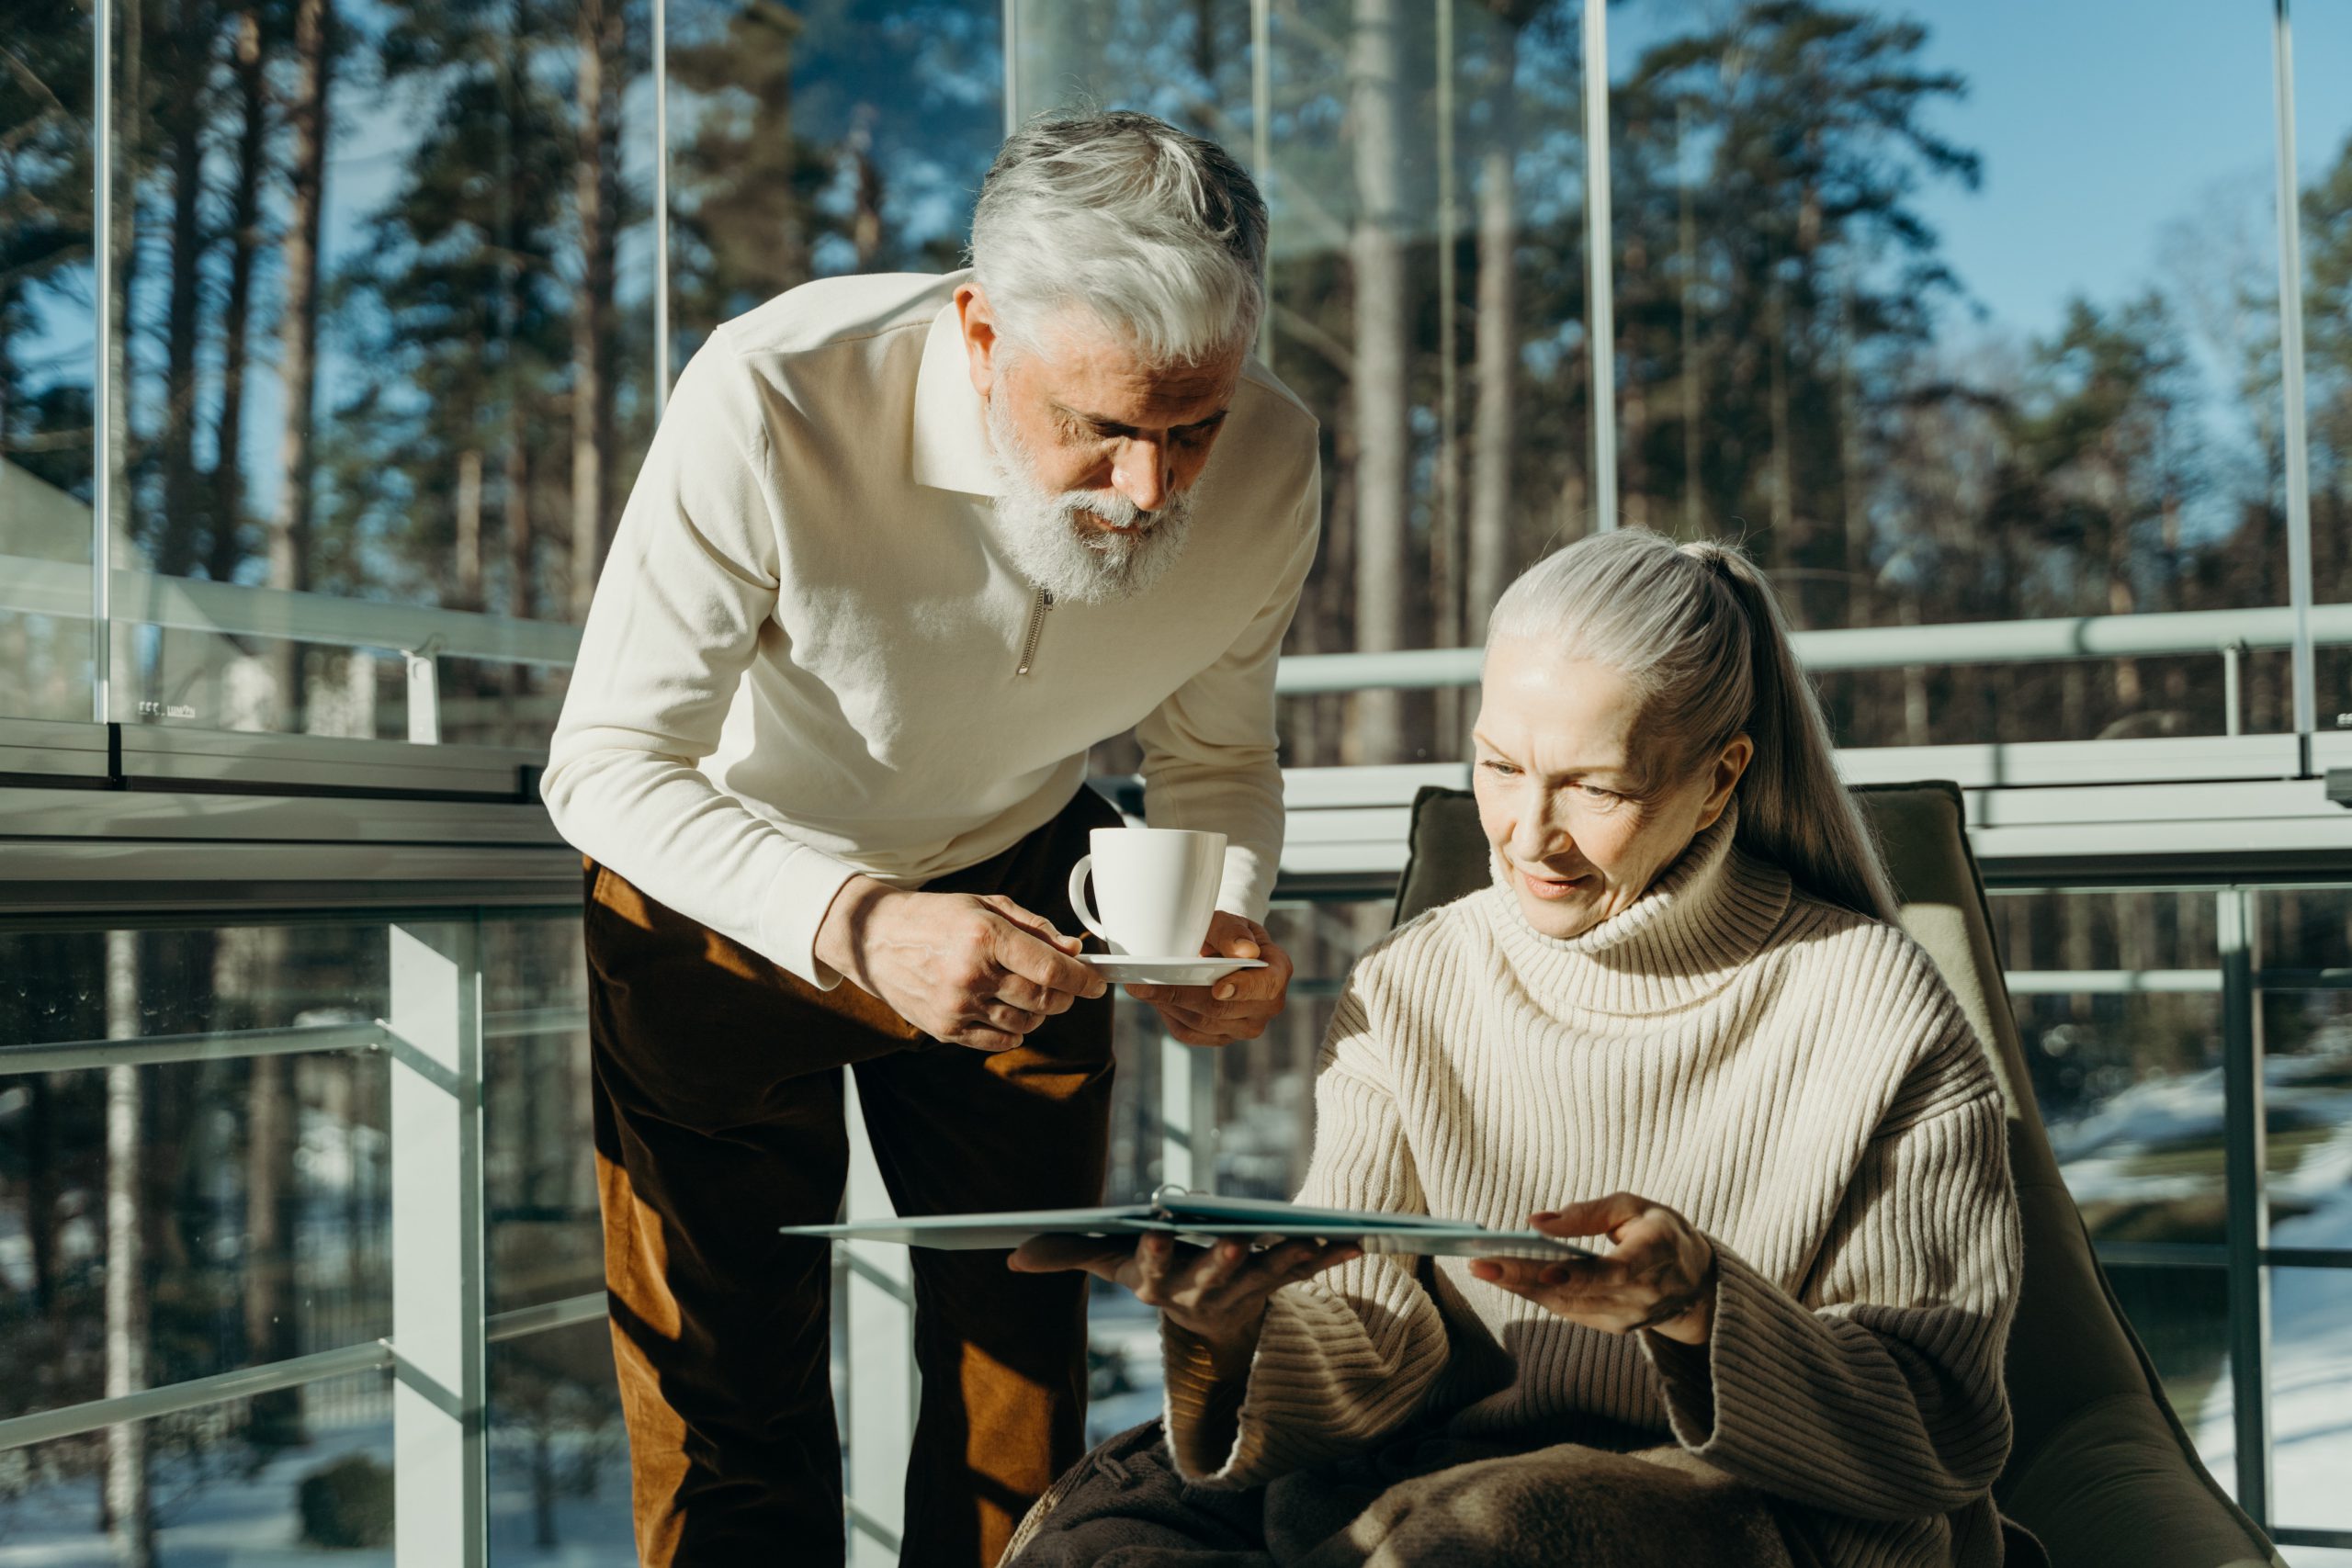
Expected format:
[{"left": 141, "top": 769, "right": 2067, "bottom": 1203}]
[{"left": 1007, "top": 529, "right": 2025, "bottom": 1568}]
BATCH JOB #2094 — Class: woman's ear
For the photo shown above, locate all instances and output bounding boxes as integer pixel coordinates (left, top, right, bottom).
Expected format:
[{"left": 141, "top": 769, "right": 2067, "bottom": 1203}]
[{"left": 1694, "top": 734, "right": 1754, "bottom": 831}]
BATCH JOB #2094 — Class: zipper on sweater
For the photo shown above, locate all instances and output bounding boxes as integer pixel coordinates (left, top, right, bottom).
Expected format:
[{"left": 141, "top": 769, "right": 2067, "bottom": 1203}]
[{"left": 1015, "top": 586, "right": 1054, "bottom": 677}]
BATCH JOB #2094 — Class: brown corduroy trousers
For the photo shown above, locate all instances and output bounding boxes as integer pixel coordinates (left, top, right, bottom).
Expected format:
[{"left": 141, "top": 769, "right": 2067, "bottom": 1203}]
[{"left": 585, "top": 787, "right": 1120, "bottom": 1568}]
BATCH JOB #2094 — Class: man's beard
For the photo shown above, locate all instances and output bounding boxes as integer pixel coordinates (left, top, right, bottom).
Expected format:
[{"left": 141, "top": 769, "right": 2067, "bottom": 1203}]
[{"left": 986, "top": 393, "right": 1195, "bottom": 605}]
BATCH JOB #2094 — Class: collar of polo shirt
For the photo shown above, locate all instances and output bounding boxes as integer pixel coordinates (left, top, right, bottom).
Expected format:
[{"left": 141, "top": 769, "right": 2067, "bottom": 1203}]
[{"left": 909, "top": 298, "right": 1008, "bottom": 499}]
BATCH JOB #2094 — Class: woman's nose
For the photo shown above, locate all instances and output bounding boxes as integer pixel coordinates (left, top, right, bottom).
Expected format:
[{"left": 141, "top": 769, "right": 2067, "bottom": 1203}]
[{"left": 1510, "top": 802, "right": 1565, "bottom": 863}]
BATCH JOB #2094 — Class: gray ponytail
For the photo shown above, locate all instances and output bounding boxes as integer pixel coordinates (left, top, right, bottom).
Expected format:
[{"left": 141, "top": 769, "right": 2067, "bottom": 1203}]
[{"left": 1486, "top": 530, "right": 1897, "bottom": 923}]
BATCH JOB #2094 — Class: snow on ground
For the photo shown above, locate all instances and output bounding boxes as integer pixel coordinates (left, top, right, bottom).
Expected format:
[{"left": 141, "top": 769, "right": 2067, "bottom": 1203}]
[{"left": 0, "top": 1412, "right": 637, "bottom": 1566}]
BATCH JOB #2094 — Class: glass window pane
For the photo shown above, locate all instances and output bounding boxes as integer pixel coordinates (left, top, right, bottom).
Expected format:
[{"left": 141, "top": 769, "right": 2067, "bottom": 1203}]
[
  {"left": 1012, "top": 0, "right": 1587, "bottom": 767},
  {"left": 1993, "top": 889, "right": 2230, "bottom": 1244},
  {"left": 2268, "top": 1267, "right": 2352, "bottom": 1534},
  {"left": 481, "top": 915, "right": 601, "bottom": 1316},
  {"left": 2296, "top": 5, "right": 2351, "bottom": 722},
  {"left": 1614, "top": 1, "right": 2286, "bottom": 745},
  {"left": 0, "top": 925, "right": 393, "bottom": 1412},
  {"left": 2101, "top": 1260, "right": 2237, "bottom": 1498},
  {"left": 103, "top": 0, "right": 657, "bottom": 743},
  {"left": 0, "top": 1369, "right": 395, "bottom": 1558},
  {"left": 665, "top": 0, "right": 1006, "bottom": 366},
  {"left": 0, "top": 0, "right": 96, "bottom": 724},
  {"left": 488, "top": 1320, "right": 633, "bottom": 1561}
]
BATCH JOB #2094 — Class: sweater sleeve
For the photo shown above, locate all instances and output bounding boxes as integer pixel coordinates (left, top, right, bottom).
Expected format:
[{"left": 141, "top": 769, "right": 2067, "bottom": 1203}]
[
  {"left": 1642, "top": 1015, "right": 2021, "bottom": 1522},
  {"left": 1132, "top": 457, "right": 1318, "bottom": 922},
  {"left": 540, "top": 344, "right": 862, "bottom": 988},
  {"left": 1161, "top": 986, "right": 1453, "bottom": 1488}
]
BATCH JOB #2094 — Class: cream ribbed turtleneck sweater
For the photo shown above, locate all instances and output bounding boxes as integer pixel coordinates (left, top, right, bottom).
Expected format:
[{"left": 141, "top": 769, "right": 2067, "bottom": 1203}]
[{"left": 1163, "top": 814, "right": 2022, "bottom": 1568}]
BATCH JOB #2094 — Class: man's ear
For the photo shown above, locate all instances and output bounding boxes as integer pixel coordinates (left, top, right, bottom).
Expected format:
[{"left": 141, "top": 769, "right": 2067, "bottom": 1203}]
[{"left": 956, "top": 283, "right": 1001, "bottom": 400}]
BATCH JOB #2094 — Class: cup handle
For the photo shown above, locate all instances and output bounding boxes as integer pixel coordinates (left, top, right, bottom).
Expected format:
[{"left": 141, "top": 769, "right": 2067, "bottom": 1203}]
[{"left": 1067, "top": 855, "right": 1113, "bottom": 947}]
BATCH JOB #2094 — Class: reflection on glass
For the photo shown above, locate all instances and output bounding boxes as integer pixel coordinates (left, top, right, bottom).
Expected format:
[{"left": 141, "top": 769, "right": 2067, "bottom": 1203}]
[
  {"left": 488, "top": 1322, "right": 632, "bottom": 1560},
  {"left": 2100, "top": 1260, "right": 2235, "bottom": 1497},
  {"left": 0, "top": 0, "right": 96, "bottom": 724},
  {"left": 0, "top": 1369, "right": 395, "bottom": 1560},
  {"left": 1993, "top": 889, "right": 2229, "bottom": 1243},
  {"left": 98, "top": 0, "right": 658, "bottom": 741},
  {"left": 1616, "top": 1, "right": 2288, "bottom": 746}
]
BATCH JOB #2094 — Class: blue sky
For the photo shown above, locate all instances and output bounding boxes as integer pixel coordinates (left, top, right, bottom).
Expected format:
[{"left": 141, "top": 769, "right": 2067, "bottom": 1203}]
[{"left": 1612, "top": 0, "right": 2352, "bottom": 342}]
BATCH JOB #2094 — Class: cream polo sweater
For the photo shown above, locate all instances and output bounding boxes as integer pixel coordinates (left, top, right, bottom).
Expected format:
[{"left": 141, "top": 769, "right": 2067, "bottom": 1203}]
[
  {"left": 1165, "top": 813, "right": 2023, "bottom": 1568},
  {"left": 542, "top": 271, "right": 1321, "bottom": 987}
]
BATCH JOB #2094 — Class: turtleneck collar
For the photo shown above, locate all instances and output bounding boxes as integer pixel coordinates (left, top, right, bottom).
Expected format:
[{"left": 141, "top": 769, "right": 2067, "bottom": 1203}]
[{"left": 1479, "top": 805, "right": 1792, "bottom": 1017}]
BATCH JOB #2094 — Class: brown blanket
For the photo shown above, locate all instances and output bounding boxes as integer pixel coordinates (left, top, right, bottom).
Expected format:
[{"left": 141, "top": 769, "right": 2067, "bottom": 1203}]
[{"left": 1001, "top": 1419, "right": 1798, "bottom": 1568}]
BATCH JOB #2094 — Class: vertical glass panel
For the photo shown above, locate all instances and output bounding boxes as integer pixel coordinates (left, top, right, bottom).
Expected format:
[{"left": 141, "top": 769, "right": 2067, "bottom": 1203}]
[
  {"left": 0, "top": 924, "right": 393, "bottom": 1424},
  {"left": 2299, "top": 5, "right": 2352, "bottom": 724},
  {"left": 481, "top": 913, "right": 602, "bottom": 1315},
  {"left": 2101, "top": 1260, "right": 2237, "bottom": 1497},
  {"left": 0, "top": 1369, "right": 395, "bottom": 1560},
  {"left": 0, "top": 0, "right": 96, "bottom": 722},
  {"left": 1990, "top": 888, "right": 2229, "bottom": 1243},
  {"left": 1012, "top": 0, "right": 1586, "bottom": 767},
  {"left": 2267, "top": 1268, "right": 2352, "bottom": 1533},
  {"left": 664, "top": 0, "right": 1006, "bottom": 367},
  {"left": 101, "top": 0, "right": 656, "bottom": 742},
  {"left": 1615, "top": 1, "right": 2285, "bottom": 746},
  {"left": 488, "top": 1321, "right": 634, "bottom": 1561}
]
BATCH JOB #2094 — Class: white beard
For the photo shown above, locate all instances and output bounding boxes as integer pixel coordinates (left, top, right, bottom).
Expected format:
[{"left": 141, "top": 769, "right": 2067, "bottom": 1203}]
[{"left": 986, "top": 392, "right": 1195, "bottom": 605}]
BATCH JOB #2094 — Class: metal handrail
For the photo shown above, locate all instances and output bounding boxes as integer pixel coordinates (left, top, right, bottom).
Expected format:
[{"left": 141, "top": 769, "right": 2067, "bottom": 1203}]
[
  {"left": 7, "top": 550, "right": 2350, "bottom": 690},
  {"left": 0, "top": 1019, "right": 389, "bottom": 1076}
]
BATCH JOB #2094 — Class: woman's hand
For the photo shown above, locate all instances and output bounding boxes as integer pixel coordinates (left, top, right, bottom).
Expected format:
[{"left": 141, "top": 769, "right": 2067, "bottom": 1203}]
[
  {"left": 1011, "top": 1233, "right": 1361, "bottom": 1373},
  {"left": 1467, "top": 1192, "right": 1718, "bottom": 1347}
]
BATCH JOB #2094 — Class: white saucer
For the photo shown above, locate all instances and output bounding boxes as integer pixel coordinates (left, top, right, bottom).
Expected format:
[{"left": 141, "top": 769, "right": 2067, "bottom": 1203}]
[{"left": 1079, "top": 955, "right": 1269, "bottom": 986}]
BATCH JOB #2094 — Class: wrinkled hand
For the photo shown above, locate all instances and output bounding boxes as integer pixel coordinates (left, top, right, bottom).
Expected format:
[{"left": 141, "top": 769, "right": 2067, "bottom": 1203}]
[
  {"left": 1467, "top": 1193, "right": 1719, "bottom": 1348},
  {"left": 1011, "top": 1232, "right": 1361, "bottom": 1373},
  {"left": 813, "top": 878, "right": 1106, "bottom": 1053},
  {"left": 1125, "top": 911, "right": 1295, "bottom": 1047}
]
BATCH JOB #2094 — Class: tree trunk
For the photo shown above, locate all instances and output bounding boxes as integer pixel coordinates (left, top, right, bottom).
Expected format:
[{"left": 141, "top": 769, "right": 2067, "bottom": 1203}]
[
  {"left": 1346, "top": 0, "right": 1408, "bottom": 765},
  {"left": 1679, "top": 103, "right": 1702, "bottom": 538},
  {"left": 270, "top": 0, "right": 335, "bottom": 730},
  {"left": 208, "top": 4, "right": 268, "bottom": 587},
  {"left": 105, "top": 932, "right": 154, "bottom": 1568},
  {"left": 1464, "top": 21, "right": 1518, "bottom": 645},
  {"left": 456, "top": 446, "right": 484, "bottom": 609},
  {"left": 157, "top": 1, "right": 211, "bottom": 580},
  {"left": 569, "top": 0, "right": 622, "bottom": 622}
]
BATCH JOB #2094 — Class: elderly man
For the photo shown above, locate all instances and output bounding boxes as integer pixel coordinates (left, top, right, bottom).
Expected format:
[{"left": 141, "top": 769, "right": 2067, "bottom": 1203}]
[{"left": 541, "top": 111, "right": 1320, "bottom": 1567}]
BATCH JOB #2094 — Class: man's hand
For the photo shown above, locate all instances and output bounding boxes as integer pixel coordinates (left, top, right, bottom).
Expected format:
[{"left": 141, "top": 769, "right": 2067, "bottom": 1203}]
[
  {"left": 1465, "top": 1193, "right": 1719, "bottom": 1348},
  {"left": 1011, "top": 1232, "right": 1360, "bottom": 1377},
  {"left": 813, "top": 876, "right": 1107, "bottom": 1053},
  {"left": 1125, "top": 911, "right": 1295, "bottom": 1047}
]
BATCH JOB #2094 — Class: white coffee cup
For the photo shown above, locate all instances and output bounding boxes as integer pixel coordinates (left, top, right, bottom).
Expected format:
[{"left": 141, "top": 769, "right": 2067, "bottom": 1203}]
[{"left": 1066, "top": 828, "right": 1227, "bottom": 957}]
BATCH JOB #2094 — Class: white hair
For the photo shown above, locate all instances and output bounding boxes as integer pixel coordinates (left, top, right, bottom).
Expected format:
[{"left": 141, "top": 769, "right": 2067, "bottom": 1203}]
[
  {"left": 970, "top": 109, "right": 1268, "bottom": 367},
  {"left": 985, "top": 389, "right": 1195, "bottom": 604},
  {"left": 1487, "top": 530, "right": 1898, "bottom": 923}
]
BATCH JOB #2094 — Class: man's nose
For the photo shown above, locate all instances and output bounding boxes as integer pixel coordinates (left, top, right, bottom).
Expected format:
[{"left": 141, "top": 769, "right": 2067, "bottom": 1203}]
[{"left": 1112, "top": 438, "right": 1174, "bottom": 513}]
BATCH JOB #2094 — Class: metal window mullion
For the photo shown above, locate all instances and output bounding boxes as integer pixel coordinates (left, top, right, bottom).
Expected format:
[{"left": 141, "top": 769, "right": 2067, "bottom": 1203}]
[
  {"left": 1581, "top": 0, "right": 1616, "bottom": 531},
  {"left": 90, "top": 0, "right": 113, "bottom": 727},
  {"left": 390, "top": 919, "right": 489, "bottom": 1568},
  {"left": 2271, "top": 0, "right": 2317, "bottom": 757},
  {"left": 2218, "top": 887, "right": 2271, "bottom": 1526},
  {"left": 843, "top": 1072, "right": 914, "bottom": 1567},
  {"left": 653, "top": 0, "right": 669, "bottom": 415}
]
